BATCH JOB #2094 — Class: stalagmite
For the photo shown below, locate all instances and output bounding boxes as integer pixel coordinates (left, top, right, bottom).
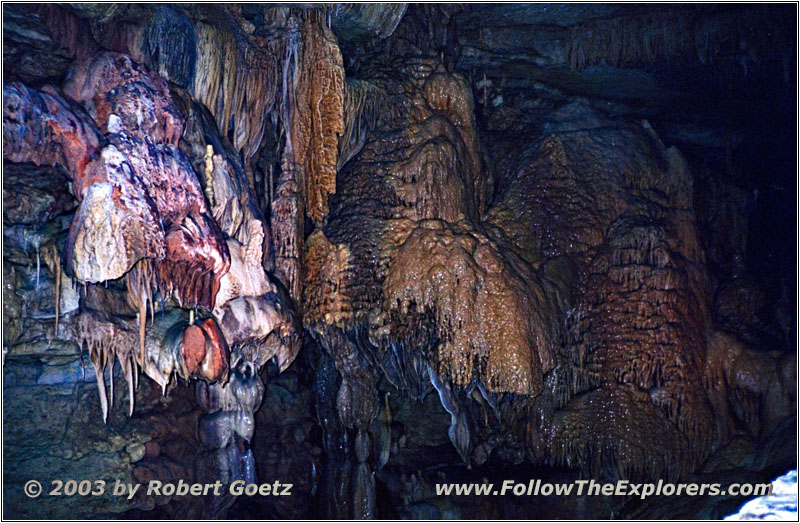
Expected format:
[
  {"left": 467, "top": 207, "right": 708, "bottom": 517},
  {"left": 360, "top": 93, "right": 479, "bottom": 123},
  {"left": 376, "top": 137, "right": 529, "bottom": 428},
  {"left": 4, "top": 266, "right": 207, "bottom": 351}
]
[{"left": 204, "top": 144, "right": 216, "bottom": 207}]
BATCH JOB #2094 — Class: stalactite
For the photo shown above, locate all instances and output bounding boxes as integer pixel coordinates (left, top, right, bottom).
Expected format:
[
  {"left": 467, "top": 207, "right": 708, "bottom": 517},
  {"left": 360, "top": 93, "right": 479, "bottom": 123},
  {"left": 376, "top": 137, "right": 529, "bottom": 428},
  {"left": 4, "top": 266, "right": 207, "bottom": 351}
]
[
  {"left": 200, "top": 149, "right": 269, "bottom": 273},
  {"left": 31, "top": 4, "right": 101, "bottom": 59},
  {"left": 272, "top": 157, "right": 304, "bottom": 304},
  {"left": 40, "top": 243, "right": 62, "bottom": 337},
  {"left": 376, "top": 393, "right": 392, "bottom": 470},
  {"left": 4, "top": 54, "right": 231, "bottom": 300},
  {"left": 154, "top": 211, "right": 230, "bottom": 311},
  {"left": 338, "top": 79, "right": 384, "bottom": 171},
  {"left": 210, "top": 216, "right": 301, "bottom": 374},
  {"left": 304, "top": 56, "right": 546, "bottom": 410},
  {"left": 269, "top": 14, "right": 304, "bottom": 305},
  {"left": 188, "top": 318, "right": 231, "bottom": 385},
  {"left": 493, "top": 105, "right": 719, "bottom": 480},
  {"left": 427, "top": 364, "right": 470, "bottom": 463},
  {"left": 291, "top": 13, "right": 345, "bottom": 224},
  {"left": 125, "top": 259, "right": 158, "bottom": 366},
  {"left": 330, "top": 4, "right": 408, "bottom": 41},
  {"left": 303, "top": 231, "right": 353, "bottom": 327},
  {"left": 72, "top": 305, "right": 233, "bottom": 423}
]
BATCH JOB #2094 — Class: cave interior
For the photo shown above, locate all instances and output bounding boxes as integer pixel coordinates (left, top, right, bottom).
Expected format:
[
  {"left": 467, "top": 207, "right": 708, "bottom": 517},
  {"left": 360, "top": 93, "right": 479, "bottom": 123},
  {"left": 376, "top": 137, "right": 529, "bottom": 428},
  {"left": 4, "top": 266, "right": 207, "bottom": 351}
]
[{"left": 1, "top": 3, "right": 797, "bottom": 519}]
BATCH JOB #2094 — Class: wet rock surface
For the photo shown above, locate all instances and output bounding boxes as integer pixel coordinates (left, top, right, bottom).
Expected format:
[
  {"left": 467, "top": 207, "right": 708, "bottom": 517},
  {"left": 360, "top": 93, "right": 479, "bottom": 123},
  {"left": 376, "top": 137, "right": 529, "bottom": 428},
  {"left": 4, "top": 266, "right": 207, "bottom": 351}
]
[{"left": 3, "top": 3, "right": 796, "bottom": 520}]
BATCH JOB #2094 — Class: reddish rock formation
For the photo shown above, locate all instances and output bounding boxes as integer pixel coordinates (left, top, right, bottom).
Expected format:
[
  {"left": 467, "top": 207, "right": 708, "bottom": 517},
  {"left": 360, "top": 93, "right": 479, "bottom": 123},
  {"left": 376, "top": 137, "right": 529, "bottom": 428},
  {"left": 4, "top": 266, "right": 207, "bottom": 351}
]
[{"left": 3, "top": 55, "right": 230, "bottom": 310}]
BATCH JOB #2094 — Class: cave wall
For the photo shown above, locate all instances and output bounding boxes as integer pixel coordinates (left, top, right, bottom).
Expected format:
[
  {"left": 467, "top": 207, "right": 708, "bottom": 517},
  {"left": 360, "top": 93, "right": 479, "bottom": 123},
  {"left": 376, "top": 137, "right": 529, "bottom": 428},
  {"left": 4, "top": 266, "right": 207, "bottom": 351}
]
[{"left": 2, "top": 3, "right": 796, "bottom": 520}]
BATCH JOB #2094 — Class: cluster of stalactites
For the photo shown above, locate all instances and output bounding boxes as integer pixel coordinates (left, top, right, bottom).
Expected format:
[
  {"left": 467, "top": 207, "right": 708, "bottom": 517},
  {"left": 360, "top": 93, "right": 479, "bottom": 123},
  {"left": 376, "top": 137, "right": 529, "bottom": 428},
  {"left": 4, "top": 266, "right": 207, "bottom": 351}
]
[
  {"left": 271, "top": 11, "right": 346, "bottom": 309},
  {"left": 305, "top": 60, "right": 549, "bottom": 399},
  {"left": 381, "top": 220, "right": 557, "bottom": 396},
  {"left": 301, "top": 60, "right": 564, "bottom": 471},
  {"left": 72, "top": 305, "right": 232, "bottom": 424},
  {"left": 42, "top": 4, "right": 349, "bottom": 312},
  {"left": 3, "top": 5, "right": 315, "bottom": 434},
  {"left": 125, "top": 259, "right": 158, "bottom": 368},
  {"left": 39, "top": 3, "right": 299, "bottom": 162},
  {"left": 73, "top": 312, "right": 140, "bottom": 424},
  {"left": 191, "top": 17, "right": 293, "bottom": 160},
  {"left": 338, "top": 78, "right": 384, "bottom": 171},
  {"left": 567, "top": 5, "right": 794, "bottom": 71}
]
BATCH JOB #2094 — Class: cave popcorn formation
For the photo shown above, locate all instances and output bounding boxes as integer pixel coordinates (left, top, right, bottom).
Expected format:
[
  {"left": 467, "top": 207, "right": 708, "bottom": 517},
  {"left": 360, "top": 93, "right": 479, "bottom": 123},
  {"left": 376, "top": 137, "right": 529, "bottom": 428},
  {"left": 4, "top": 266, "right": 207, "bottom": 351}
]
[{"left": 2, "top": 3, "right": 796, "bottom": 520}]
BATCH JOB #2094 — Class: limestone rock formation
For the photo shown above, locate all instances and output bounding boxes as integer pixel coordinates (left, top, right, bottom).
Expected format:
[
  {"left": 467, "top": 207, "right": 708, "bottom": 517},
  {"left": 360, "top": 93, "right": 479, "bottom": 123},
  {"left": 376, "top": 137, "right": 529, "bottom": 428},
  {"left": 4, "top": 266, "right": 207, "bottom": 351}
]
[{"left": 2, "top": 3, "right": 795, "bottom": 520}]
